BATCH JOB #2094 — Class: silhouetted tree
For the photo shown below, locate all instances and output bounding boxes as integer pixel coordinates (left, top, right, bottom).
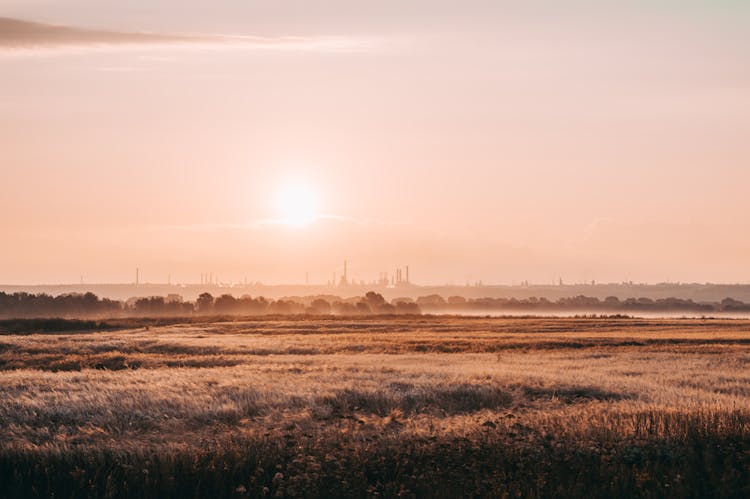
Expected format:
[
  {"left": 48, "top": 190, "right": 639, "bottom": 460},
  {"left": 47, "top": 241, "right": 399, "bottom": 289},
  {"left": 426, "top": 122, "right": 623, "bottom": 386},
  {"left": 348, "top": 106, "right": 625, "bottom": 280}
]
[
  {"left": 134, "top": 296, "right": 165, "bottom": 315},
  {"left": 196, "top": 292, "right": 214, "bottom": 314},
  {"left": 604, "top": 296, "right": 620, "bottom": 307},
  {"left": 365, "top": 291, "right": 395, "bottom": 314},
  {"left": 268, "top": 299, "right": 304, "bottom": 315},
  {"left": 308, "top": 298, "right": 331, "bottom": 315},
  {"left": 721, "top": 297, "right": 750, "bottom": 311},
  {"left": 448, "top": 296, "right": 467, "bottom": 305},
  {"left": 416, "top": 294, "right": 447, "bottom": 308},
  {"left": 237, "top": 295, "right": 269, "bottom": 315},
  {"left": 214, "top": 294, "right": 238, "bottom": 314}
]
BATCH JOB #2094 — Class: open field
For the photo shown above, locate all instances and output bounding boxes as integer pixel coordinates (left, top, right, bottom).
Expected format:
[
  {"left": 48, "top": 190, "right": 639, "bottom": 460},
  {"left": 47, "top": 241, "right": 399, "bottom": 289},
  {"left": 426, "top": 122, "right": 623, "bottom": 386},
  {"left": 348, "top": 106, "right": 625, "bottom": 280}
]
[{"left": 1, "top": 316, "right": 750, "bottom": 497}]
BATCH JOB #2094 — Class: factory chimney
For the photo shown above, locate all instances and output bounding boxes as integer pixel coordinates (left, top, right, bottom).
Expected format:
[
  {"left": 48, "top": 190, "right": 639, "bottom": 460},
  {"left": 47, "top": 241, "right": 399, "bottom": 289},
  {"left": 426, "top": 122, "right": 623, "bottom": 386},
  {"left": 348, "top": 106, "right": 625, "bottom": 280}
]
[{"left": 338, "top": 260, "right": 348, "bottom": 287}]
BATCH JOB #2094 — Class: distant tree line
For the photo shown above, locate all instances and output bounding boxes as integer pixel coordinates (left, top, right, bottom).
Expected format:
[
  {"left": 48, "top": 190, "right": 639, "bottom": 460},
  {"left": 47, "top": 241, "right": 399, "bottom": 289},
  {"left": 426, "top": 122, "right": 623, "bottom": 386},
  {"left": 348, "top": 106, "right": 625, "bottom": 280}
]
[
  {"left": 0, "top": 292, "right": 121, "bottom": 319},
  {"left": 416, "top": 294, "right": 750, "bottom": 313},
  {"left": 1, "top": 290, "right": 749, "bottom": 319},
  {"left": 0, "top": 291, "right": 420, "bottom": 319}
]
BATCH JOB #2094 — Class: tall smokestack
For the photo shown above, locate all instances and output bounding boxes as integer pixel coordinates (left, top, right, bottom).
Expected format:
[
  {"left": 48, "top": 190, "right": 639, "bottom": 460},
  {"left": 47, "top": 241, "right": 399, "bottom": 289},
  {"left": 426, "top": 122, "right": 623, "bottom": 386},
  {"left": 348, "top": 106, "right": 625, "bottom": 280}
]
[
  {"left": 406, "top": 265, "right": 409, "bottom": 283},
  {"left": 136, "top": 268, "right": 139, "bottom": 286},
  {"left": 344, "top": 260, "right": 348, "bottom": 285}
]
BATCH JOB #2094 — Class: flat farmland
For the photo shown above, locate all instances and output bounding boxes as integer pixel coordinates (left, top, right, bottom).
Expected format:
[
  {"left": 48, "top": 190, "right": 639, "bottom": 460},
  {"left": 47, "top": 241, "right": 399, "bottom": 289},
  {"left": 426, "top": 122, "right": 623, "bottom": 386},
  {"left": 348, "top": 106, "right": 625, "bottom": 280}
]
[{"left": 1, "top": 317, "right": 749, "bottom": 498}]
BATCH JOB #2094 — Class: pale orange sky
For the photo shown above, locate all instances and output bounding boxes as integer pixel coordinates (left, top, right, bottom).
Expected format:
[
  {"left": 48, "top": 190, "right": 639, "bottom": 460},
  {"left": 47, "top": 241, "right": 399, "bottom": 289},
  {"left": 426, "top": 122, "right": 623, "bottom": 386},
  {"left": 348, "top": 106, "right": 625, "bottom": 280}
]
[{"left": 1, "top": 1, "right": 750, "bottom": 285}]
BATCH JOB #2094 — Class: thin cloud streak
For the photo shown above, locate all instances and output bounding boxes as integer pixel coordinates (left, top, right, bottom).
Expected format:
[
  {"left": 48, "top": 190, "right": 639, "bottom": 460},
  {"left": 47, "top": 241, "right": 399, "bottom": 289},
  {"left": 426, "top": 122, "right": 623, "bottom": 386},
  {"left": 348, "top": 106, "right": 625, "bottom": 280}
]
[
  {"left": 0, "top": 17, "right": 377, "bottom": 55},
  {"left": 134, "top": 213, "right": 404, "bottom": 233}
]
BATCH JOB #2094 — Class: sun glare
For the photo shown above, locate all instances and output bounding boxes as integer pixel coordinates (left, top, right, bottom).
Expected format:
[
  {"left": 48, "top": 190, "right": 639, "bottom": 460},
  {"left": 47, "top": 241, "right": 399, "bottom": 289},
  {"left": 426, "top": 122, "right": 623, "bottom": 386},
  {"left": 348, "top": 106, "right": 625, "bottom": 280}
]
[{"left": 276, "top": 183, "right": 319, "bottom": 227}]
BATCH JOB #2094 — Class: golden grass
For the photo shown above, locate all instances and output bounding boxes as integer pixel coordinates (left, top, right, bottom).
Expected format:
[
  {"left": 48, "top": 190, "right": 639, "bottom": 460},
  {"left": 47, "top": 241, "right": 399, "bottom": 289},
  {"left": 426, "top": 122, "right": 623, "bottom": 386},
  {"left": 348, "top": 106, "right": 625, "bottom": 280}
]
[{"left": 1, "top": 317, "right": 749, "bottom": 497}]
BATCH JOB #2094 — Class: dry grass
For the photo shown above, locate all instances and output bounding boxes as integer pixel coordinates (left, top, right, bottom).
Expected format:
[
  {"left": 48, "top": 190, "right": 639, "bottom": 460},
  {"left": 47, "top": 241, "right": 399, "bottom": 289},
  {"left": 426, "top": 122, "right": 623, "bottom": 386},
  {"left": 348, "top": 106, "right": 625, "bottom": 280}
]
[{"left": 1, "top": 317, "right": 749, "bottom": 497}]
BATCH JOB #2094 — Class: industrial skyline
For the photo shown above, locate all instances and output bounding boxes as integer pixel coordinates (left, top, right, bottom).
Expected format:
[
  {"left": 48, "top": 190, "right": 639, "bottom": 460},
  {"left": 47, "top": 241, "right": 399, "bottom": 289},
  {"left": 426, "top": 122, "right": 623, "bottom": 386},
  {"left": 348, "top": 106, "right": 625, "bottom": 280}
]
[{"left": 8, "top": 263, "right": 750, "bottom": 290}]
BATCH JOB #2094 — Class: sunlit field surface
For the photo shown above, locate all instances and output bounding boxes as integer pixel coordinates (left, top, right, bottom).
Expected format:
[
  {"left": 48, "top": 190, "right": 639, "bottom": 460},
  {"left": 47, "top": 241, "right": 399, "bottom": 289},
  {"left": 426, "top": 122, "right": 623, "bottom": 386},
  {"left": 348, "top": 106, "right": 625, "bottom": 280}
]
[{"left": 2, "top": 317, "right": 750, "bottom": 498}]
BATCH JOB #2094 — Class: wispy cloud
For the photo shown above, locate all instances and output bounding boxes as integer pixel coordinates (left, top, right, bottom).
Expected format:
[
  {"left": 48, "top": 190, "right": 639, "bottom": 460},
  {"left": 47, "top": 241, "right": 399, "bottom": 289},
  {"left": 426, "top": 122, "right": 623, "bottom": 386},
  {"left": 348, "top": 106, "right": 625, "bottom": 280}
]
[
  {"left": 146, "top": 214, "right": 365, "bottom": 232},
  {"left": 0, "top": 17, "right": 376, "bottom": 55},
  {"left": 127, "top": 213, "right": 408, "bottom": 234}
]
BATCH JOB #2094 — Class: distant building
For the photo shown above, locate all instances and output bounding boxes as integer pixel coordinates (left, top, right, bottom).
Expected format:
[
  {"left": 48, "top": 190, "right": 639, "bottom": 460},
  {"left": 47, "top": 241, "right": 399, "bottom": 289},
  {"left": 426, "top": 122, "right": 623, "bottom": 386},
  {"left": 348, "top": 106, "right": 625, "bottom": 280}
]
[{"left": 338, "top": 260, "right": 349, "bottom": 287}]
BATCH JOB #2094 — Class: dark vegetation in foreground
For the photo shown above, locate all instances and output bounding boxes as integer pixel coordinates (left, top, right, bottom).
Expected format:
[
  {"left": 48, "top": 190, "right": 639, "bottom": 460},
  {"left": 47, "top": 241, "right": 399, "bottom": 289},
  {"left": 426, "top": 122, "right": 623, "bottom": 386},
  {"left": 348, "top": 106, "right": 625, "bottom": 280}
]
[
  {"left": 2, "top": 409, "right": 748, "bottom": 498},
  {"left": 4, "top": 289, "right": 750, "bottom": 319}
]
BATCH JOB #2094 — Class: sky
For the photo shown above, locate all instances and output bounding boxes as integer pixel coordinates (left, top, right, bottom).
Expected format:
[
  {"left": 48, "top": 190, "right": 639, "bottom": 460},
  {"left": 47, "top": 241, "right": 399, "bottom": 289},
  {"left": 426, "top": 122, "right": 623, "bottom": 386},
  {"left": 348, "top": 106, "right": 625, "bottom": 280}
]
[{"left": 1, "top": 1, "right": 750, "bottom": 285}]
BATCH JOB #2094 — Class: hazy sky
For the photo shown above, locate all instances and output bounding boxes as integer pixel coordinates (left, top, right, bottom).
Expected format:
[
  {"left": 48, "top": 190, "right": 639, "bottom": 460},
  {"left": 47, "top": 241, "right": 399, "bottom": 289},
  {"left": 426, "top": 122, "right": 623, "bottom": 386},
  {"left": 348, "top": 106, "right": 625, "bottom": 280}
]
[{"left": 2, "top": 1, "right": 750, "bottom": 285}]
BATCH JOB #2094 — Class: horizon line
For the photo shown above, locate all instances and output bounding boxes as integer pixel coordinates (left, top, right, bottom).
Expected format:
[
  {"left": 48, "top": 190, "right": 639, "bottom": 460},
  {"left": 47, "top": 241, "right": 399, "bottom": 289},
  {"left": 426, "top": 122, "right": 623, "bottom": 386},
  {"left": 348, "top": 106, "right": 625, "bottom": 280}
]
[{"left": 4, "top": 281, "right": 750, "bottom": 288}]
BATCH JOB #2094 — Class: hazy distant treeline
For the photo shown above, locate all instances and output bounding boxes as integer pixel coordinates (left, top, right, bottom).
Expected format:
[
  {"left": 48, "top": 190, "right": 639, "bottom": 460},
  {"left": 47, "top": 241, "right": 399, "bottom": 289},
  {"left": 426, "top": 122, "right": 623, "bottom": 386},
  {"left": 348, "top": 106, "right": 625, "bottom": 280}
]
[
  {"left": 0, "top": 292, "right": 122, "bottom": 319},
  {"left": 2, "top": 291, "right": 750, "bottom": 319},
  {"left": 0, "top": 291, "right": 420, "bottom": 319},
  {"left": 416, "top": 294, "right": 750, "bottom": 314}
]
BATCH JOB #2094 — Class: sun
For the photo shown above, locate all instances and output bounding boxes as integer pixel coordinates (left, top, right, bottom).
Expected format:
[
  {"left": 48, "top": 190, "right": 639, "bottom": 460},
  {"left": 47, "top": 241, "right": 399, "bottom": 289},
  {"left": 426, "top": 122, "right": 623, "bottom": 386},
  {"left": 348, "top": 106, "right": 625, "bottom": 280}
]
[{"left": 276, "top": 183, "right": 319, "bottom": 227}]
